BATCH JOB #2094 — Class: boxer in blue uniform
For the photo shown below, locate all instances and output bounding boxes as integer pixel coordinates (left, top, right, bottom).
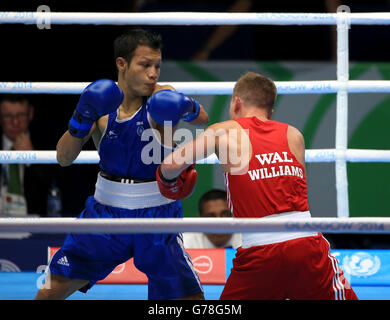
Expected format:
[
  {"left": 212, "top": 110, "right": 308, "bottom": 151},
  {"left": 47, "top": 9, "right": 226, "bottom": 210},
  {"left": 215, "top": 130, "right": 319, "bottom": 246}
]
[{"left": 34, "top": 29, "right": 208, "bottom": 300}]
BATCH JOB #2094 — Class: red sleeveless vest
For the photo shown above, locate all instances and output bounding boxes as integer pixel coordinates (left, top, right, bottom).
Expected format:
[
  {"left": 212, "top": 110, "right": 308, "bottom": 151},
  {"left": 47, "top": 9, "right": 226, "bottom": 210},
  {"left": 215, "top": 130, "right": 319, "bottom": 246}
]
[{"left": 224, "top": 117, "right": 309, "bottom": 218}]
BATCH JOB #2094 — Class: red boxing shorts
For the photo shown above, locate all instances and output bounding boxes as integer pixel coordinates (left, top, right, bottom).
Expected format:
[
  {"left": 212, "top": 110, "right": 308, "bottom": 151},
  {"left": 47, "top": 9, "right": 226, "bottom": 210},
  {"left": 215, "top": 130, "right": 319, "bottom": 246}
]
[{"left": 220, "top": 234, "right": 358, "bottom": 300}]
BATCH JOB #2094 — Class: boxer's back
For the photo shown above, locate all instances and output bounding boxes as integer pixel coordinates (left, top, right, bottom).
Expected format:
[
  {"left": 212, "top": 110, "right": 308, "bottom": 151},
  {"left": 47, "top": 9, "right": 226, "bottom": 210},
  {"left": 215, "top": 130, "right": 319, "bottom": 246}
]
[{"left": 224, "top": 117, "right": 309, "bottom": 218}]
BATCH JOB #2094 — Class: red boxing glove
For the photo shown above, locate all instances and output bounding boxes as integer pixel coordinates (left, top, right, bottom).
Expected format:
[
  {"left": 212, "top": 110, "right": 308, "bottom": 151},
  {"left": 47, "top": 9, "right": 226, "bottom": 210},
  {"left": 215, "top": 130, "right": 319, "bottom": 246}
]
[{"left": 156, "top": 165, "right": 197, "bottom": 200}]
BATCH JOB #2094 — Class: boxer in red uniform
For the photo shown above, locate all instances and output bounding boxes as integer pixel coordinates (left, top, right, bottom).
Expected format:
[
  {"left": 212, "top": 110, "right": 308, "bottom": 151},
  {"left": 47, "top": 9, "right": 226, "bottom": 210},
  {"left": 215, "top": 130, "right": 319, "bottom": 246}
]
[{"left": 157, "top": 72, "right": 358, "bottom": 300}]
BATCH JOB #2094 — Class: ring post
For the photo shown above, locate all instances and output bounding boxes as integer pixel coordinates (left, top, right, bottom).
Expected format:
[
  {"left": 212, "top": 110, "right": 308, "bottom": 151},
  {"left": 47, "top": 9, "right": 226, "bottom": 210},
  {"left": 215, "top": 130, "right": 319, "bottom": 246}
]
[{"left": 335, "top": 6, "right": 351, "bottom": 218}]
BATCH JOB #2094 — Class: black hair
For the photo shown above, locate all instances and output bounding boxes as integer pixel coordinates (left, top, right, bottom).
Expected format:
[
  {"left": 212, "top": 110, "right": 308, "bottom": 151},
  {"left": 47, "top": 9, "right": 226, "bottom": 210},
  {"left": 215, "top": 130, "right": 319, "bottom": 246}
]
[
  {"left": 0, "top": 94, "right": 29, "bottom": 105},
  {"left": 114, "top": 28, "right": 162, "bottom": 63},
  {"left": 198, "top": 189, "right": 227, "bottom": 214}
]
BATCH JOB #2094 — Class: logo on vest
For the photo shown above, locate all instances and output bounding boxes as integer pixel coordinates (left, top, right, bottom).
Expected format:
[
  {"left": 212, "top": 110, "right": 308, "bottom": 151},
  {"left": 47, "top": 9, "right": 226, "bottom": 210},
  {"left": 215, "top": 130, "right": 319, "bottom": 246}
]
[
  {"left": 136, "top": 125, "right": 144, "bottom": 137},
  {"left": 247, "top": 151, "right": 303, "bottom": 180},
  {"left": 107, "top": 130, "right": 118, "bottom": 140}
]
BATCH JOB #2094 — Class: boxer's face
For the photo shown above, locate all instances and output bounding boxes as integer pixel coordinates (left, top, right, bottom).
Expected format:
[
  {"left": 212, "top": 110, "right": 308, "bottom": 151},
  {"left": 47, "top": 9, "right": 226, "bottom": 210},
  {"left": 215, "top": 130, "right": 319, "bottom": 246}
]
[
  {"left": 200, "top": 199, "right": 233, "bottom": 247},
  {"left": 121, "top": 45, "right": 162, "bottom": 97}
]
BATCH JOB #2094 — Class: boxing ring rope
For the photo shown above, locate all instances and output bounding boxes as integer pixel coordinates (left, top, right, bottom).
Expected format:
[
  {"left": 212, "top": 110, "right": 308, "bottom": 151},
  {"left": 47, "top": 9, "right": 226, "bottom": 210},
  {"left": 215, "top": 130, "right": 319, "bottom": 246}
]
[
  {"left": 1, "top": 10, "right": 389, "bottom": 220},
  {"left": 1, "top": 150, "right": 390, "bottom": 164},
  {"left": 1, "top": 80, "right": 390, "bottom": 95},
  {"left": 0, "top": 217, "right": 390, "bottom": 234},
  {"left": 1, "top": 11, "right": 390, "bottom": 25}
]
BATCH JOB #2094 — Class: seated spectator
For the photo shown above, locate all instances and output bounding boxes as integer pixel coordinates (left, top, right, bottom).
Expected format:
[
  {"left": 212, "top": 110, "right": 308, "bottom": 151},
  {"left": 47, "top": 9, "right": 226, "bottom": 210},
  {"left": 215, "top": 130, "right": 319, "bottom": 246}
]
[
  {"left": 0, "top": 95, "right": 64, "bottom": 217},
  {"left": 183, "top": 189, "right": 241, "bottom": 248}
]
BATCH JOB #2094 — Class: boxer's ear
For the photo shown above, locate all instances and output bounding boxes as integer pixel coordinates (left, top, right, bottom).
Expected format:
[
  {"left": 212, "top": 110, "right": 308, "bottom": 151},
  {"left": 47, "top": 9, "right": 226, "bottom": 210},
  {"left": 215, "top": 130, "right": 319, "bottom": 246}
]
[
  {"left": 233, "top": 96, "right": 242, "bottom": 114},
  {"left": 116, "top": 57, "right": 127, "bottom": 73}
]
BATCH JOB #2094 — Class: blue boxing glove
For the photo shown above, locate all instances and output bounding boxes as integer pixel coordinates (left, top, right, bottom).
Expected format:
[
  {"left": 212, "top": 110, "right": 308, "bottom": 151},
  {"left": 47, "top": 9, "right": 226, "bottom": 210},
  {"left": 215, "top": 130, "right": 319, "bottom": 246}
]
[
  {"left": 68, "top": 79, "right": 124, "bottom": 138},
  {"left": 146, "top": 90, "right": 200, "bottom": 126}
]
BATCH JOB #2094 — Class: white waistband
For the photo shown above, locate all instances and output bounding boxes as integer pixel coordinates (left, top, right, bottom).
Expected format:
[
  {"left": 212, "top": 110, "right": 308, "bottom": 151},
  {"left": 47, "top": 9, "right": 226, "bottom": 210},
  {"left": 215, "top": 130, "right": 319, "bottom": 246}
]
[
  {"left": 94, "top": 173, "right": 175, "bottom": 210},
  {"left": 241, "top": 211, "right": 318, "bottom": 248}
]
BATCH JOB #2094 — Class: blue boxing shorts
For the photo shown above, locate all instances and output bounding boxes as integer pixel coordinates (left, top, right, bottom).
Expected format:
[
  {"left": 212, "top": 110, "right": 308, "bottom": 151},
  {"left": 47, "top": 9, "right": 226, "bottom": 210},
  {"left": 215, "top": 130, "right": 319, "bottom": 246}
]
[{"left": 49, "top": 196, "right": 203, "bottom": 300}]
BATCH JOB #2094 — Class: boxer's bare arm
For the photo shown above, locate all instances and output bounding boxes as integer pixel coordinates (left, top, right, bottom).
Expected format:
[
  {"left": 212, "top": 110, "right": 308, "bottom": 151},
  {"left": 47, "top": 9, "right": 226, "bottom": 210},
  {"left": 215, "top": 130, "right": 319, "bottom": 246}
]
[
  {"left": 57, "top": 114, "right": 109, "bottom": 167},
  {"left": 211, "top": 120, "right": 252, "bottom": 175},
  {"left": 287, "top": 125, "right": 306, "bottom": 172},
  {"left": 56, "top": 125, "right": 96, "bottom": 167},
  {"left": 161, "top": 123, "right": 221, "bottom": 179},
  {"left": 161, "top": 120, "right": 251, "bottom": 179}
]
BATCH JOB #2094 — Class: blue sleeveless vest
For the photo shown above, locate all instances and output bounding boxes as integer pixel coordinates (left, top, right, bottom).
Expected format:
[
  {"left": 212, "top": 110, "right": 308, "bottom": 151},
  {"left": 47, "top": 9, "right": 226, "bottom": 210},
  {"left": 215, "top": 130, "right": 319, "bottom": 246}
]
[{"left": 98, "top": 101, "right": 174, "bottom": 180}]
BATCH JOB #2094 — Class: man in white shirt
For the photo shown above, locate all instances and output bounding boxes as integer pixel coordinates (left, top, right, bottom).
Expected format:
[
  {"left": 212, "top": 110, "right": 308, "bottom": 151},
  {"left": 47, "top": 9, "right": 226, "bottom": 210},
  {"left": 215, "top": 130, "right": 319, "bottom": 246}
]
[{"left": 183, "top": 189, "right": 241, "bottom": 249}]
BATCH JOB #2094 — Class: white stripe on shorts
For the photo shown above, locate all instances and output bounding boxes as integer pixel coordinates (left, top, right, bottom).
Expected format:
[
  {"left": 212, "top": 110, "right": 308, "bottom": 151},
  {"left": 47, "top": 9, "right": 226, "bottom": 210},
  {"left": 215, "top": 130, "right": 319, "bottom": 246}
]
[
  {"left": 224, "top": 173, "right": 233, "bottom": 213},
  {"left": 176, "top": 233, "right": 203, "bottom": 293},
  {"left": 323, "top": 236, "right": 345, "bottom": 300}
]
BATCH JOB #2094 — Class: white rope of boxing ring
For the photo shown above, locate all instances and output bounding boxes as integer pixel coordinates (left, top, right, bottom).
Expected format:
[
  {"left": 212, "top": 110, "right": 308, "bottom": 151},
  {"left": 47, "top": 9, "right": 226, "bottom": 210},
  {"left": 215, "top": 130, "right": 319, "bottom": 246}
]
[{"left": 1, "top": 9, "right": 390, "bottom": 232}]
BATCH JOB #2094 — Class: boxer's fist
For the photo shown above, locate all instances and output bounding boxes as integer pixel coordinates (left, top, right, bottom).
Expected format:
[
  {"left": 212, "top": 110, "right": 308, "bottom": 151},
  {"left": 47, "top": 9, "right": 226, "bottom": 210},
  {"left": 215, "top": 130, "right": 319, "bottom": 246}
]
[
  {"left": 156, "top": 164, "right": 197, "bottom": 200},
  {"left": 146, "top": 90, "right": 199, "bottom": 126},
  {"left": 180, "top": 96, "right": 200, "bottom": 122},
  {"left": 69, "top": 79, "right": 124, "bottom": 138}
]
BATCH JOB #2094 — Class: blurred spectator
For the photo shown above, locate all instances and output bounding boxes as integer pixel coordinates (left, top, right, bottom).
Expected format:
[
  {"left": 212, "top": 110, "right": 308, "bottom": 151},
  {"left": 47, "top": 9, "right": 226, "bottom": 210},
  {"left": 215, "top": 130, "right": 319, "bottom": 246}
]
[
  {"left": 136, "top": 0, "right": 343, "bottom": 61},
  {"left": 0, "top": 95, "right": 65, "bottom": 217},
  {"left": 191, "top": 0, "right": 253, "bottom": 61},
  {"left": 183, "top": 189, "right": 241, "bottom": 249},
  {"left": 137, "top": 0, "right": 256, "bottom": 60}
]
